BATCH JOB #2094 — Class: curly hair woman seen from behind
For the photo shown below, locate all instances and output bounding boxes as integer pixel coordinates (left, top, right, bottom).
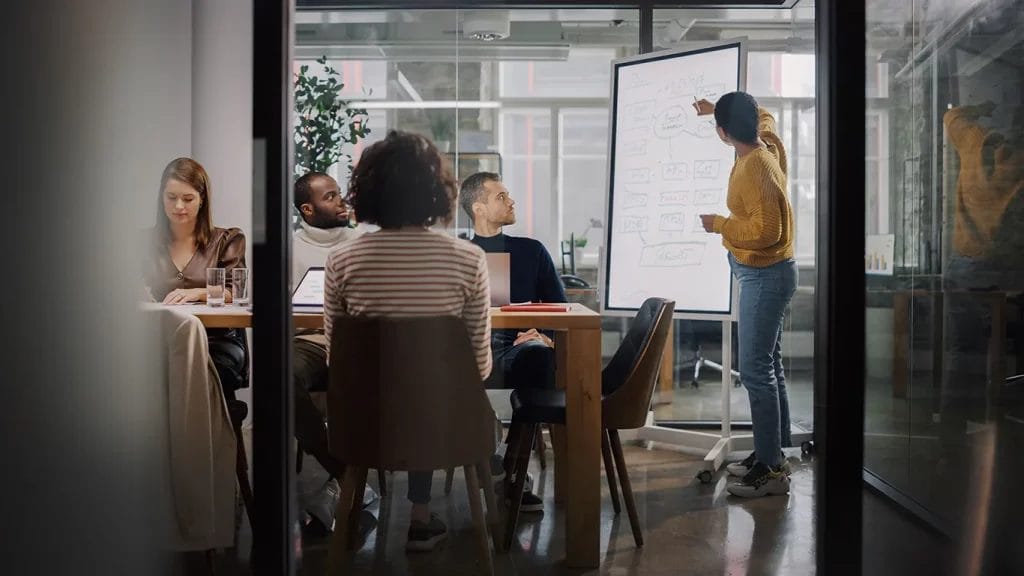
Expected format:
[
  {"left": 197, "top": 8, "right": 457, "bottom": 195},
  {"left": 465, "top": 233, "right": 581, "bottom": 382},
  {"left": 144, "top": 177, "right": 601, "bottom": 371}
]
[
  {"left": 347, "top": 130, "right": 457, "bottom": 229},
  {"left": 322, "top": 129, "right": 493, "bottom": 548}
]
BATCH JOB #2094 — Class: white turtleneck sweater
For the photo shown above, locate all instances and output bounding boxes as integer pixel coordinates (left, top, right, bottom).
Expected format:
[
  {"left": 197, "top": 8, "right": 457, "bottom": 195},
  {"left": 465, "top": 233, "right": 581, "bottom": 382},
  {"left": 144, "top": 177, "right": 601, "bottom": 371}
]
[{"left": 292, "top": 219, "right": 365, "bottom": 288}]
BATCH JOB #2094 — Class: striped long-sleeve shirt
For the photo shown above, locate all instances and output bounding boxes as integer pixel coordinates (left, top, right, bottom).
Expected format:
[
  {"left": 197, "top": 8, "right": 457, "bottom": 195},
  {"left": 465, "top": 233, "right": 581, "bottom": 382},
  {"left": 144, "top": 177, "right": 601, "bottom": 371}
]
[{"left": 323, "top": 227, "right": 492, "bottom": 380}]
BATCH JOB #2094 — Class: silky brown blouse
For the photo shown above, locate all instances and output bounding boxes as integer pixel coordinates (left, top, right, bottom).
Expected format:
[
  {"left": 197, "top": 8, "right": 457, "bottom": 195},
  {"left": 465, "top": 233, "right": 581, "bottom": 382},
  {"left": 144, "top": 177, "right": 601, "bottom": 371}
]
[{"left": 146, "top": 227, "right": 247, "bottom": 301}]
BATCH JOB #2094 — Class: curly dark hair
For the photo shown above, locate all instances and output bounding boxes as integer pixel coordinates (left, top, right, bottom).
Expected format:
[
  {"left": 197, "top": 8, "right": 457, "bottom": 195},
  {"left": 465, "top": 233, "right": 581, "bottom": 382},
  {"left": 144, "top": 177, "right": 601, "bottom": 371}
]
[{"left": 347, "top": 130, "right": 456, "bottom": 229}]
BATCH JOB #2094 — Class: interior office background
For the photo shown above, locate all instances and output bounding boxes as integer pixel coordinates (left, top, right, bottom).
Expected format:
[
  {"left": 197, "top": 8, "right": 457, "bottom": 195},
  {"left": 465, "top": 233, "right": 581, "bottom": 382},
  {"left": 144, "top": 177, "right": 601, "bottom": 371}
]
[
  {"left": 293, "top": 5, "right": 817, "bottom": 430},
  {"left": 4, "top": 0, "right": 1024, "bottom": 574}
]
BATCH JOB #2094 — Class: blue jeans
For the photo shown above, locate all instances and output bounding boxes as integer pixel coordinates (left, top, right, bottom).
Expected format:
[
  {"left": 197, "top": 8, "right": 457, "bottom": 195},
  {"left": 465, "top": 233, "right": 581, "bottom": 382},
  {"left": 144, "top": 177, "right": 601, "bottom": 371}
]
[{"left": 730, "top": 254, "right": 798, "bottom": 468}]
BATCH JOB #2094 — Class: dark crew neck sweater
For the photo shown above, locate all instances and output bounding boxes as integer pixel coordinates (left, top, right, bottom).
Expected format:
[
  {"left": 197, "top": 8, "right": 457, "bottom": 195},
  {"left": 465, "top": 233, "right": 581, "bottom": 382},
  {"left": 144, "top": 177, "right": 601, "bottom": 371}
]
[{"left": 470, "top": 232, "right": 568, "bottom": 348}]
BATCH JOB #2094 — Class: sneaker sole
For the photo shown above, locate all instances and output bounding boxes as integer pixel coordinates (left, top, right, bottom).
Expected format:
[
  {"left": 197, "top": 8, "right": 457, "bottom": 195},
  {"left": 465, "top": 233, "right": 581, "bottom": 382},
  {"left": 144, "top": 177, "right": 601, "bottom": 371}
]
[{"left": 405, "top": 533, "right": 448, "bottom": 552}]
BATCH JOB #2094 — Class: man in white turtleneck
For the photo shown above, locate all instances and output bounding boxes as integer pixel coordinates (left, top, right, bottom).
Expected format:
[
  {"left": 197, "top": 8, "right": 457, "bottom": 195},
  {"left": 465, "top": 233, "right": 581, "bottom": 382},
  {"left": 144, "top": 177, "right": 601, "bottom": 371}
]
[
  {"left": 291, "top": 172, "right": 367, "bottom": 533},
  {"left": 292, "top": 172, "right": 364, "bottom": 287}
]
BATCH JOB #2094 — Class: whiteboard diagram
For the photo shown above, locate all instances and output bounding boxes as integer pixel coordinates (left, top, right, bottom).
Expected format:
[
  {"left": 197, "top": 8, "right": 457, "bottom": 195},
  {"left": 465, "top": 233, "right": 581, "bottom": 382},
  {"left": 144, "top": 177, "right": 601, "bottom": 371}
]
[{"left": 603, "top": 41, "right": 745, "bottom": 317}]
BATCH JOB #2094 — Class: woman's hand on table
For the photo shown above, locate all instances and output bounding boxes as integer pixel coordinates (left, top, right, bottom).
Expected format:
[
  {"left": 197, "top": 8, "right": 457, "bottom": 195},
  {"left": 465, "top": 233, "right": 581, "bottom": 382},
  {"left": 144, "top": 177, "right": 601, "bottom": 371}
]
[{"left": 162, "top": 288, "right": 206, "bottom": 305}]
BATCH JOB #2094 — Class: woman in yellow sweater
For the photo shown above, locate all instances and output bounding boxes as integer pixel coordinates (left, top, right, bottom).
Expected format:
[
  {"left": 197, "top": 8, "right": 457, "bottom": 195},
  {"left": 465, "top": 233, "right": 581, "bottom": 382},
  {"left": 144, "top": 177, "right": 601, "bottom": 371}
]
[{"left": 695, "top": 91, "right": 797, "bottom": 498}]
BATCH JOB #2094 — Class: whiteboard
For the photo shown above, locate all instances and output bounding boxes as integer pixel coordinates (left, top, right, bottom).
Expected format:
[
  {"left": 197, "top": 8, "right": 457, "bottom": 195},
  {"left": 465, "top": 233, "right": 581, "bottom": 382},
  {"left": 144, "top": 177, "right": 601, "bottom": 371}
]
[{"left": 602, "top": 41, "right": 745, "bottom": 319}]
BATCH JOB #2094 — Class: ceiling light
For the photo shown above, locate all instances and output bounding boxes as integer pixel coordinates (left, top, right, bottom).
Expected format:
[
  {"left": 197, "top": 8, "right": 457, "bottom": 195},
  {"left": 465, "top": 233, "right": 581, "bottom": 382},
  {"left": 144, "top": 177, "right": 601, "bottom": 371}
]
[{"left": 463, "top": 12, "right": 511, "bottom": 42}]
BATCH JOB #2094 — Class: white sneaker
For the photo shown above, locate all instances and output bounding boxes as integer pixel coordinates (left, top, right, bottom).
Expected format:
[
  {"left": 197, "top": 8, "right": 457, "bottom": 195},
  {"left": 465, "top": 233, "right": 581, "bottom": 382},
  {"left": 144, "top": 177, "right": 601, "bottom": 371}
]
[
  {"left": 727, "top": 463, "right": 791, "bottom": 498},
  {"left": 726, "top": 452, "right": 757, "bottom": 477},
  {"left": 727, "top": 452, "right": 791, "bottom": 477}
]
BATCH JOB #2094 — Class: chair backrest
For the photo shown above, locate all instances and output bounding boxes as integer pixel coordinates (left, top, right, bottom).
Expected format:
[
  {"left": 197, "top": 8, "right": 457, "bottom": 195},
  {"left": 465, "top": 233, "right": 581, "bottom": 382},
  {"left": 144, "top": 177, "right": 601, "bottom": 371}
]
[
  {"left": 327, "top": 316, "right": 497, "bottom": 471},
  {"left": 601, "top": 298, "right": 675, "bottom": 429}
]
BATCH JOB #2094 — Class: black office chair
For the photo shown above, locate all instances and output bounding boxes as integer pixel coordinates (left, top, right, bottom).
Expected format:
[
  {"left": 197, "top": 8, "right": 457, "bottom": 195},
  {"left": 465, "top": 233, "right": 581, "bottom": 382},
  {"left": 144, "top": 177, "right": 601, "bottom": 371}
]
[{"left": 503, "top": 297, "right": 675, "bottom": 549}]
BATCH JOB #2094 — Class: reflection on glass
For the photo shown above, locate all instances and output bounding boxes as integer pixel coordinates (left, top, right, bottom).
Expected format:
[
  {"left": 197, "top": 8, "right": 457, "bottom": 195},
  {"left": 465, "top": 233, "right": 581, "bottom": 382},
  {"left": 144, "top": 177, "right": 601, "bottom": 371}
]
[{"left": 865, "top": 0, "right": 1024, "bottom": 571}]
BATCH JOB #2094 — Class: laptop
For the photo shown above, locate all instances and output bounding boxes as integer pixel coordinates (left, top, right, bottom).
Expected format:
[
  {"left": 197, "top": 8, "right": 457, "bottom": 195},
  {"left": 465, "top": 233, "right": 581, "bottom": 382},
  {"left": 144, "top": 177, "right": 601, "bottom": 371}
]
[
  {"left": 485, "top": 253, "right": 511, "bottom": 307},
  {"left": 293, "top": 267, "right": 326, "bottom": 310}
]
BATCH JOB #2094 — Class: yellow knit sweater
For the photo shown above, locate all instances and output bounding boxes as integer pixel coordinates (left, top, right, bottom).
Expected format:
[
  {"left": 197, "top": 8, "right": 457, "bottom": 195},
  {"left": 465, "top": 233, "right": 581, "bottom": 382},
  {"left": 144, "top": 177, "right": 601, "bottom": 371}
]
[{"left": 712, "top": 108, "right": 795, "bottom": 267}]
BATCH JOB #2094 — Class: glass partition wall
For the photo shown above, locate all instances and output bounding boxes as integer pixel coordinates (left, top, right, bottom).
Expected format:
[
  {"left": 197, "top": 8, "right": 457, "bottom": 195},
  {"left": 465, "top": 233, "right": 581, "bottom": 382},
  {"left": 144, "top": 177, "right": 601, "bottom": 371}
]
[
  {"left": 651, "top": 4, "right": 816, "bottom": 431},
  {"left": 864, "top": 0, "right": 1024, "bottom": 571},
  {"left": 296, "top": 4, "right": 817, "bottom": 432}
]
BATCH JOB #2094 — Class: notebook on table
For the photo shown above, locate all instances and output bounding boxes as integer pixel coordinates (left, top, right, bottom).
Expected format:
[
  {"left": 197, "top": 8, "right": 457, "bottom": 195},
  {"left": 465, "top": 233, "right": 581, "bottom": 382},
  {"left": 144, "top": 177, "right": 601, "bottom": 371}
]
[{"left": 499, "top": 303, "right": 572, "bottom": 313}]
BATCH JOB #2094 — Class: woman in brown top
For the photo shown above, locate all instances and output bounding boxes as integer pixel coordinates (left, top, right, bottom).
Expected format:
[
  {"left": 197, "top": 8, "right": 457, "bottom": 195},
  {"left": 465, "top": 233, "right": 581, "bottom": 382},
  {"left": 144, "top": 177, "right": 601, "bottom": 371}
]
[{"left": 146, "top": 157, "right": 249, "bottom": 392}]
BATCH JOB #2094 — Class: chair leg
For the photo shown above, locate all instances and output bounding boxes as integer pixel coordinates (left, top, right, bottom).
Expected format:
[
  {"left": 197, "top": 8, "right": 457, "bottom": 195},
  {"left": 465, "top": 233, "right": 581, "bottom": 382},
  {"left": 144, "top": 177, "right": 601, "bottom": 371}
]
[
  {"left": 535, "top": 426, "right": 548, "bottom": 470},
  {"left": 502, "top": 422, "right": 525, "bottom": 485},
  {"left": 608, "top": 430, "right": 643, "bottom": 547},
  {"left": 504, "top": 423, "right": 537, "bottom": 551},
  {"left": 601, "top": 429, "right": 622, "bottom": 514},
  {"left": 377, "top": 469, "right": 387, "bottom": 498},
  {"left": 204, "top": 549, "right": 217, "bottom": 576},
  {"left": 327, "top": 466, "right": 361, "bottom": 574},
  {"left": 348, "top": 467, "right": 368, "bottom": 550},
  {"left": 464, "top": 465, "right": 495, "bottom": 576},
  {"left": 444, "top": 468, "right": 455, "bottom": 494},
  {"left": 476, "top": 460, "right": 503, "bottom": 553},
  {"left": 233, "top": 424, "right": 255, "bottom": 530}
]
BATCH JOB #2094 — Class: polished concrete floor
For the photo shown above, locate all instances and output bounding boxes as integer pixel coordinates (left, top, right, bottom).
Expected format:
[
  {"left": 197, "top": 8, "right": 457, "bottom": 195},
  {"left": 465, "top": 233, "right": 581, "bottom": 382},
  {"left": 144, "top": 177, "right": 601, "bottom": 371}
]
[
  {"left": 289, "top": 443, "right": 818, "bottom": 576},
  {"left": 651, "top": 368, "right": 814, "bottom": 431},
  {"left": 193, "top": 437, "right": 958, "bottom": 575}
]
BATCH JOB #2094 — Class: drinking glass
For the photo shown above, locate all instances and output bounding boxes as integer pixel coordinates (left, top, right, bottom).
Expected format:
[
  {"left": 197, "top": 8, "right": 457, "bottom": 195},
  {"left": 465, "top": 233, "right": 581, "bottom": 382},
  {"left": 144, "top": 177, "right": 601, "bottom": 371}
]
[
  {"left": 206, "top": 267, "right": 226, "bottom": 307},
  {"left": 232, "top": 268, "right": 250, "bottom": 306}
]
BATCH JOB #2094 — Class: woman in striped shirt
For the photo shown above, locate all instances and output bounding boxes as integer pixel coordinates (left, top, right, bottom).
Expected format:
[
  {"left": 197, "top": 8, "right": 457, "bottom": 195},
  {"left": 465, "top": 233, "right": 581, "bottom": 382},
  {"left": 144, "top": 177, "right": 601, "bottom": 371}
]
[{"left": 323, "top": 130, "right": 491, "bottom": 551}]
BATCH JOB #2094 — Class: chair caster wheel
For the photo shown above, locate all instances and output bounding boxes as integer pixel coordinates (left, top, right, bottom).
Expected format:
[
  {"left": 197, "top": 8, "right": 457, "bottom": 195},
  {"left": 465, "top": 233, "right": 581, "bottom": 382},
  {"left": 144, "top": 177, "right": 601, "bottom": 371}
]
[
  {"left": 801, "top": 441, "right": 814, "bottom": 455},
  {"left": 697, "top": 470, "right": 713, "bottom": 484},
  {"left": 734, "top": 379, "right": 742, "bottom": 388},
  {"left": 691, "top": 380, "right": 700, "bottom": 389}
]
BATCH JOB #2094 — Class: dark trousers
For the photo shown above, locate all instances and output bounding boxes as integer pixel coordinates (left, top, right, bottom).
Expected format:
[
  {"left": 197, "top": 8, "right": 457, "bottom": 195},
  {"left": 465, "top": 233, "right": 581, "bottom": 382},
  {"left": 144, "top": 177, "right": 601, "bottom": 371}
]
[
  {"left": 486, "top": 339, "right": 557, "bottom": 462},
  {"left": 208, "top": 328, "right": 248, "bottom": 394},
  {"left": 485, "top": 339, "right": 557, "bottom": 392},
  {"left": 293, "top": 339, "right": 345, "bottom": 478},
  {"left": 293, "top": 338, "right": 432, "bottom": 503}
]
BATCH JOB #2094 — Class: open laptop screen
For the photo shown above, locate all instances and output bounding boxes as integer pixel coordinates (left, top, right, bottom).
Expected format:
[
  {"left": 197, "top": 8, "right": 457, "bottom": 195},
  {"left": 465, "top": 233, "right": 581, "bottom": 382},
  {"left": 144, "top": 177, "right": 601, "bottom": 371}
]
[
  {"left": 485, "top": 253, "right": 511, "bottom": 307},
  {"left": 292, "top": 267, "right": 325, "bottom": 307}
]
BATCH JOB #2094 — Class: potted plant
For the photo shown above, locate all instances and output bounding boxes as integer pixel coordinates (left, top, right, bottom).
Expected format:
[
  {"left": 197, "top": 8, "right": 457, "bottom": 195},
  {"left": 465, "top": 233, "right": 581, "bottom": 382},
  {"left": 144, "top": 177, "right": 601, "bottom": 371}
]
[
  {"left": 293, "top": 56, "right": 372, "bottom": 178},
  {"left": 425, "top": 109, "right": 454, "bottom": 152}
]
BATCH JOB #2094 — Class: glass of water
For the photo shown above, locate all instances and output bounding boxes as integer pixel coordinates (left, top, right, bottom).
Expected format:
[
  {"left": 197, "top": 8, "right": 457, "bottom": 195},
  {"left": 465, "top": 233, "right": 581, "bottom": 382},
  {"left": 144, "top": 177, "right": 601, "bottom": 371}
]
[
  {"left": 232, "top": 268, "right": 250, "bottom": 306},
  {"left": 206, "top": 267, "right": 226, "bottom": 307}
]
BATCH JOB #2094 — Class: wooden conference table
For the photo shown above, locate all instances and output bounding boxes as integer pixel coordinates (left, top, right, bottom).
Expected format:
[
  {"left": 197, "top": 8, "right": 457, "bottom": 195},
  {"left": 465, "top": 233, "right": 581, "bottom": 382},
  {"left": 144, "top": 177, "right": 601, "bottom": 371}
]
[{"left": 186, "top": 302, "right": 603, "bottom": 568}]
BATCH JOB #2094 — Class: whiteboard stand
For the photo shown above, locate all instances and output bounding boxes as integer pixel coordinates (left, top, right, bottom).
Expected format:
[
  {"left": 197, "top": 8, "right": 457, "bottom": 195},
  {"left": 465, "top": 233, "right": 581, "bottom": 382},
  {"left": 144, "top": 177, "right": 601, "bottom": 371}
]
[
  {"left": 628, "top": 315, "right": 740, "bottom": 484},
  {"left": 624, "top": 312, "right": 812, "bottom": 483}
]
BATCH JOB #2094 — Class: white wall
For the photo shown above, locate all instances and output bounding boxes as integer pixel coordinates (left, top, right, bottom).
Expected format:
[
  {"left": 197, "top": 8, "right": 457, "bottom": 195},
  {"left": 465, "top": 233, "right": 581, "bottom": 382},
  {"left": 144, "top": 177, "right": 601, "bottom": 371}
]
[
  {"left": 191, "top": 0, "right": 254, "bottom": 249},
  {"left": 191, "top": 0, "right": 256, "bottom": 423}
]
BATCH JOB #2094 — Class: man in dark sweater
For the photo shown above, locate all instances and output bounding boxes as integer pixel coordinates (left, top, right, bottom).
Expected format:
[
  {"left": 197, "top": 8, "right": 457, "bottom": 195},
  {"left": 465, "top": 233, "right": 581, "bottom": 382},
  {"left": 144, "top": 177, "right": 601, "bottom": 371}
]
[{"left": 459, "top": 171, "right": 568, "bottom": 513}]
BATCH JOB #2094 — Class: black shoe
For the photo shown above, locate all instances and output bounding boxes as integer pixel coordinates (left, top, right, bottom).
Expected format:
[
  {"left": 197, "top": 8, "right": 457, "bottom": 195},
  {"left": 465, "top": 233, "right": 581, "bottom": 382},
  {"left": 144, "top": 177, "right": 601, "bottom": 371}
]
[
  {"left": 726, "top": 452, "right": 757, "bottom": 477},
  {"left": 406, "top": 514, "right": 448, "bottom": 552},
  {"left": 727, "top": 462, "right": 790, "bottom": 498},
  {"left": 518, "top": 490, "right": 545, "bottom": 514}
]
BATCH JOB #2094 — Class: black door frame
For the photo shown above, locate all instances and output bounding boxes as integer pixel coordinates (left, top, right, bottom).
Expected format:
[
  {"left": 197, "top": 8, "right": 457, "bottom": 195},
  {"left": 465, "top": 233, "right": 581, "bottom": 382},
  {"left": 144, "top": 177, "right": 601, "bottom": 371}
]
[
  {"left": 815, "top": 1, "right": 865, "bottom": 574},
  {"left": 253, "top": 0, "right": 296, "bottom": 574}
]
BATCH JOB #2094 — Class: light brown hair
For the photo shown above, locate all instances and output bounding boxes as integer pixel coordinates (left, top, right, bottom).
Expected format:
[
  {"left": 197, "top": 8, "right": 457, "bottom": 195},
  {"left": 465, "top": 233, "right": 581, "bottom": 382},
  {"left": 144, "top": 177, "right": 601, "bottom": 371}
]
[{"left": 158, "top": 157, "right": 214, "bottom": 250}]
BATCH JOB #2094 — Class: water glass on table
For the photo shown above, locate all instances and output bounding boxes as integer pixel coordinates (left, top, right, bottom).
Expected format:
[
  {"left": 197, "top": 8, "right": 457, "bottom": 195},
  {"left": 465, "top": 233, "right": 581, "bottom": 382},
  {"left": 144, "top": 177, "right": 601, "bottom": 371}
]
[
  {"left": 206, "top": 267, "right": 226, "bottom": 307},
  {"left": 232, "top": 268, "right": 250, "bottom": 306}
]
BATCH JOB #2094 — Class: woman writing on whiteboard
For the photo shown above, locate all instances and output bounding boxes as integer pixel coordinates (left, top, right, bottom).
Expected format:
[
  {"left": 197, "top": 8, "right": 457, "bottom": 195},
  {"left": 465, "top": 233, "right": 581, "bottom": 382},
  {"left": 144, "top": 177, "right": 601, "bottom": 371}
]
[{"left": 695, "top": 92, "right": 797, "bottom": 498}]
